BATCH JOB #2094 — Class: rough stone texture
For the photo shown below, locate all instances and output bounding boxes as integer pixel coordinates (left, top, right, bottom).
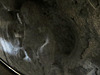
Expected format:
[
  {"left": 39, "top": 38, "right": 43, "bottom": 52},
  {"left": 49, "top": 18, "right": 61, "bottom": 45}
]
[{"left": 0, "top": 0, "right": 100, "bottom": 75}]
